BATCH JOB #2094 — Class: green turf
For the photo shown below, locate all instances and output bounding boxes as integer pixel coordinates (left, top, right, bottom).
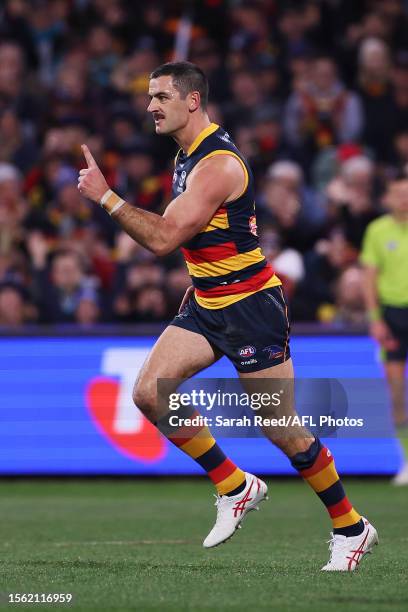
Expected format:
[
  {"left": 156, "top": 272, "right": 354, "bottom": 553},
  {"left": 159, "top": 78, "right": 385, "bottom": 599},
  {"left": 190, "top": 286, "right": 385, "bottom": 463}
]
[{"left": 0, "top": 479, "right": 407, "bottom": 611}]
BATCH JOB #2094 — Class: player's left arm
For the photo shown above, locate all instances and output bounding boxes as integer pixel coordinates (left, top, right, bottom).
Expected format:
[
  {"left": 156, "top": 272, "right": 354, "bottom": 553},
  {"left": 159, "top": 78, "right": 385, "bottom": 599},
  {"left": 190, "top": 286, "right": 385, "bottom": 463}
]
[{"left": 78, "top": 145, "right": 244, "bottom": 256}]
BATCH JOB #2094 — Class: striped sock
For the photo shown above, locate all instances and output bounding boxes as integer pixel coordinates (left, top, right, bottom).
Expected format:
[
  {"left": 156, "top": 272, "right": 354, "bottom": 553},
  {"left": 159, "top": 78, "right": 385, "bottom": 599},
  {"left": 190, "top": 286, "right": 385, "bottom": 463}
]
[
  {"left": 291, "top": 438, "right": 363, "bottom": 537},
  {"left": 157, "top": 405, "right": 246, "bottom": 496}
]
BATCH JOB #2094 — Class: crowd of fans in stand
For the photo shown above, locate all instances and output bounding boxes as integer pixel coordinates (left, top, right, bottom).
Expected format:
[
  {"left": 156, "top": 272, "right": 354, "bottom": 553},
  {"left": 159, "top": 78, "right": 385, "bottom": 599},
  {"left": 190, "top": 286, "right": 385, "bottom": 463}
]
[{"left": 0, "top": 0, "right": 407, "bottom": 327}]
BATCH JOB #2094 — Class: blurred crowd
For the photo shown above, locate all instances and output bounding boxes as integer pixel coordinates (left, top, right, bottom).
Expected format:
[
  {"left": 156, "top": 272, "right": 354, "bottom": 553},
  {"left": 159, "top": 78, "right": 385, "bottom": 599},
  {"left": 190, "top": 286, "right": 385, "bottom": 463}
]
[{"left": 0, "top": 0, "right": 408, "bottom": 328}]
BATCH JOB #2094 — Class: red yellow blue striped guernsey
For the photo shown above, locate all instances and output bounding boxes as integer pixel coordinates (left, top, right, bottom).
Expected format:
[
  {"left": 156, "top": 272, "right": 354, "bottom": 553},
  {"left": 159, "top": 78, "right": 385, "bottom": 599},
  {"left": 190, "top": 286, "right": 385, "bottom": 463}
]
[{"left": 172, "top": 122, "right": 281, "bottom": 309}]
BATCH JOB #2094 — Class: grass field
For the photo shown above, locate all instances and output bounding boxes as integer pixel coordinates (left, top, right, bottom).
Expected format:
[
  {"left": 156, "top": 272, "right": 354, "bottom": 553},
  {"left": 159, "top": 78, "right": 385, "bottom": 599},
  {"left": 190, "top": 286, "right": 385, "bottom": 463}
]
[{"left": 0, "top": 479, "right": 407, "bottom": 611}]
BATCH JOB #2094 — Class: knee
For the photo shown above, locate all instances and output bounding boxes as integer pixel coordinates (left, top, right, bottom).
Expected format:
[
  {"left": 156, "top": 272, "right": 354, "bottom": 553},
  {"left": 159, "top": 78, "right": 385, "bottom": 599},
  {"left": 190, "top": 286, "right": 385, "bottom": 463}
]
[{"left": 132, "top": 378, "right": 158, "bottom": 422}]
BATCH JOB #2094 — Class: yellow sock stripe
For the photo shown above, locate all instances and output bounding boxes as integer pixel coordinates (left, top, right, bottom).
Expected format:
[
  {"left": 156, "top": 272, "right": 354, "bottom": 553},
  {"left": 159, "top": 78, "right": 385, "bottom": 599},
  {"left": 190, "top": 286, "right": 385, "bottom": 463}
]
[
  {"left": 179, "top": 429, "right": 216, "bottom": 459},
  {"left": 332, "top": 508, "right": 362, "bottom": 529},
  {"left": 305, "top": 462, "right": 339, "bottom": 493},
  {"left": 216, "top": 467, "right": 246, "bottom": 496}
]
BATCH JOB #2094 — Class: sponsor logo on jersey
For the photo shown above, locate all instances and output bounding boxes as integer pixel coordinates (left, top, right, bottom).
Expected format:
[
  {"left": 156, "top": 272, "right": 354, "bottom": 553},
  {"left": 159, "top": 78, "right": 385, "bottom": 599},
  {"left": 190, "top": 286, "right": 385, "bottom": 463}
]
[
  {"left": 262, "top": 345, "right": 284, "bottom": 360},
  {"left": 239, "top": 345, "right": 256, "bottom": 358},
  {"left": 249, "top": 215, "right": 258, "bottom": 236}
]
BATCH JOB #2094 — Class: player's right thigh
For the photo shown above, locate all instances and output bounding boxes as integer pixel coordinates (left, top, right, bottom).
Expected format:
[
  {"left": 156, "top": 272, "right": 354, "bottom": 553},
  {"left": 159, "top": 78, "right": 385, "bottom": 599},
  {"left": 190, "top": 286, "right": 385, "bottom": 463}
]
[{"left": 133, "top": 324, "right": 219, "bottom": 422}]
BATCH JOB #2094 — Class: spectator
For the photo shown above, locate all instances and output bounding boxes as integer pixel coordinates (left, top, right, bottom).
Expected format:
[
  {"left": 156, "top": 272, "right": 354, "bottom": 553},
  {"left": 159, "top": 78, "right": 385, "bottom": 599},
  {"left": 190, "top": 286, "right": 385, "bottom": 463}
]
[
  {"left": 260, "top": 225, "right": 305, "bottom": 299},
  {"left": 326, "top": 155, "right": 379, "bottom": 248},
  {"left": 259, "top": 160, "right": 326, "bottom": 252},
  {"left": 0, "top": 162, "right": 27, "bottom": 255},
  {"left": 0, "top": 283, "right": 35, "bottom": 327},
  {"left": 357, "top": 38, "right": 394, "bottom": 161},
  {"left": 128, "top": 284, "right": 168, "bottom": 323},
  {"left": 292, "top": 229, "right": 358, "bottom": 321},
  {"left": 224, "top": 70, "right": 264, "bottom": 133},
  {"left": 334, "top": 265, "right": 367, "bottom": 326},
  {"left": 284, "top": 55, "right": 363, "bottom": 168},
  {"left": 28, "top": 238, "right": 101, "bottom": 323},
  {"left": 75, "top": 294, "right": 101, "bottom": 326},
  {"left": 0, "top": 1, "right": 406, "bottom": 327},
  {"left": 0, "top": 107, "right": 38, "bottom": 172}
]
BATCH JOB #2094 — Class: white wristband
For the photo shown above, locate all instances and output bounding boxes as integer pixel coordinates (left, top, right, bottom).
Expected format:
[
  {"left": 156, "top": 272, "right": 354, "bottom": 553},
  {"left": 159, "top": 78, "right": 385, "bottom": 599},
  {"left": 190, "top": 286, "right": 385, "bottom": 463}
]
[{"left": 100, "top": 189, "right": 125, "bottom": 215}]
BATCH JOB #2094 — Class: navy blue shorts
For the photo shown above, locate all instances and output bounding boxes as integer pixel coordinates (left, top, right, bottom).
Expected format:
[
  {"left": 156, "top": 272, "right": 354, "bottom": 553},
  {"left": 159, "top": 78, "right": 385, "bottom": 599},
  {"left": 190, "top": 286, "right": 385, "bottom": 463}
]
[
  {"left": 170, "top": 286, "right": 291, "bottom": 373},
  {"left": 382, "top": 305, "right": 408, "bottom": 362}
]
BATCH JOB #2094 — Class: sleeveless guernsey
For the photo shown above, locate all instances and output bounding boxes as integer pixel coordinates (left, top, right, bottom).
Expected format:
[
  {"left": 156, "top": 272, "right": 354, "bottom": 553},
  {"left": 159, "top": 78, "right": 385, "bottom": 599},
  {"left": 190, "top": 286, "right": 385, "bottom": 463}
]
[{"left": 171, "top": 122, "right": 281, "bottom": 309}]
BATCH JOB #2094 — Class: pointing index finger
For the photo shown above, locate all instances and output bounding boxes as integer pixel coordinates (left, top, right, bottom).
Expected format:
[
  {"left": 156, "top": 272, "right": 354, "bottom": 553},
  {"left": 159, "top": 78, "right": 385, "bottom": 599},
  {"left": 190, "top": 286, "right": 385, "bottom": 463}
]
[{"left": 81, "top": 144, "right": 97, "bottom": 168}]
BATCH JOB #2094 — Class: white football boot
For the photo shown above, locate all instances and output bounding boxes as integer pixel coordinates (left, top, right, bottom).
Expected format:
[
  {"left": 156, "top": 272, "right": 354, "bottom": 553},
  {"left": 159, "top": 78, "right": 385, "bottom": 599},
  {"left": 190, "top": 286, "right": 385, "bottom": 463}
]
[
  {"left": 321, "top": 517, "right": 379, "bottom": 571},
  {"left": 391, "top": 462, "right": 408, "bottom": 486},
  {"left": 203, "top": 472, "right": 268, "bottom": 548}
]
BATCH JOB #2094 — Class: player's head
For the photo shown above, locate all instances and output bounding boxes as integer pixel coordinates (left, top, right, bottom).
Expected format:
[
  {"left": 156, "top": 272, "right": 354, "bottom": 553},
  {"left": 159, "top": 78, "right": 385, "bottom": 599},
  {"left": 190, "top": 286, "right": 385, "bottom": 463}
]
[
  {"left": 383, "top": 177, "right": 408, "bottom": 219},
  {"left": 51, "top": 250, "right": 84, "bottom": 292},
  {"left": 147, "top": 61, "right": 208, "bottom": 134}
]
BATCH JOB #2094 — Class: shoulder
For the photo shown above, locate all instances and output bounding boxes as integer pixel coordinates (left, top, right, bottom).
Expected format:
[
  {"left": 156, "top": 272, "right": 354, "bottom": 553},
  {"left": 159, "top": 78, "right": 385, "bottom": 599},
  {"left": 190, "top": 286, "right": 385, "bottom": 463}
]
[
  {"left": 189, "top": 152, "right": 245, "bottom": 184},
  {"left": 365, "top": 214, "right": 392, "bottom": 236},
  {"left": 205, "top": 126, "right": 241, "bottom": 153}
]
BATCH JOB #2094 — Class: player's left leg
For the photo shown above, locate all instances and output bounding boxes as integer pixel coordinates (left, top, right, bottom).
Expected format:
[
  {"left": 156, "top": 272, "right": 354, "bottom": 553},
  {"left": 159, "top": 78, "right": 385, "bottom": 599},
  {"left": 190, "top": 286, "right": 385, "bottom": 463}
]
[
  {"left": 133, "top": 324, "right": 246, "bottom": 497},
  {"left": 382, "top": 306, "right": 408, "bottom": 484},
  {"left": 385, "top": 360, "right": 408, "bottom": 426},
  {"left": 240, "top": 359, "right": 378, "bottom": 571},
  {"left": 134, "top": 315, "right": 268, "bottom": 548},
  {"left": 384, "top": 360, "right": 408, "bottom": 485}
]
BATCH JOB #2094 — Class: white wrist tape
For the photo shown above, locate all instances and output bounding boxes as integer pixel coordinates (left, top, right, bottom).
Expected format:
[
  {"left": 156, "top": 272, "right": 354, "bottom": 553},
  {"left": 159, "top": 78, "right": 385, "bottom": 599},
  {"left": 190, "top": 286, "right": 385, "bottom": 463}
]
[{"left": 100, "top": 189, "right": 125, "bottom": 215}]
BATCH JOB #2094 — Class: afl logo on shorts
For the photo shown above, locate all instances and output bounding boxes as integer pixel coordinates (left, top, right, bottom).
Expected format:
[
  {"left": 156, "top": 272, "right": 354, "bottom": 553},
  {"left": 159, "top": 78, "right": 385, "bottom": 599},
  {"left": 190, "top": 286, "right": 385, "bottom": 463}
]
[
  {"left": 239, "top": 345, "right": 256, "bottom": 358},
  {"left": 249, "top": 215, "right": 258, "bottom": 236}
]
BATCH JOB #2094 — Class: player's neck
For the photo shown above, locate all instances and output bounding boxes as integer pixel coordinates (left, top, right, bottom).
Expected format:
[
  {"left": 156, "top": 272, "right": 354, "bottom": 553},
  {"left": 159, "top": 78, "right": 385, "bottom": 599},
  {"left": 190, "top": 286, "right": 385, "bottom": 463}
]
[
  {"left": 392, "top": 212, "right": 408, "bottom": 224},
  {"left": 173, "top": 114, "right": 212, "bottom": 155}
]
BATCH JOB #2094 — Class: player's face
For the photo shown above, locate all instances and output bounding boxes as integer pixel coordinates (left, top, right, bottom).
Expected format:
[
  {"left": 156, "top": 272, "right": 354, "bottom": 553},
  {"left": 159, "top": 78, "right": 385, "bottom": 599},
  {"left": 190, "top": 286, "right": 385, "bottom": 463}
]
[
  {"left": 384, "top": 181, "right": 408, "bottom": 218},
  {"left": 147, "top": 76, "right": 190, "bottom": 135}
]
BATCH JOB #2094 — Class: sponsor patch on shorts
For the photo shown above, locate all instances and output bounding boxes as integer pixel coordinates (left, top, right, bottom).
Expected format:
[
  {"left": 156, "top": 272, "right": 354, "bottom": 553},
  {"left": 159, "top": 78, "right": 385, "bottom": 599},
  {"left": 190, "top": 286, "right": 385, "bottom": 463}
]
[
  {"left": 238, "top": 345, "right": 256, "bottom": 358},
  {"left": 262, "top": 345, "right": 284, "bottom": 360},
  {"left": 240, "top": 358, "right": 258, "bottom": 366}
]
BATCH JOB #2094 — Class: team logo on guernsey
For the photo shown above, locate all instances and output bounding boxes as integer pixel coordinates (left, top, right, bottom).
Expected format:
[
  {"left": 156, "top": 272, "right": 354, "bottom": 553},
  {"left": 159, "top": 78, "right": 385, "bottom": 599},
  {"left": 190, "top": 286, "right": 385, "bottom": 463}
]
[
  {"left": 175, "top": 170, "right": 187, "bottom": 193},
  {"left": 218, "top": 132, "right": 231, "bottom": 143},
  {"left": 249, "top": 215, "right": 258, "bottom": 236},
  {"left": 239, "top": 345, "right": 256, "bottom": 358},
  {"left": 179, "top": 170, "right": 186, "bottom": 186},
  {"left": 387, "top": 240, "right": 398, "bottom": 251},
  {"left": 262, "top": 345, "right": 283, "bottom": 360}
]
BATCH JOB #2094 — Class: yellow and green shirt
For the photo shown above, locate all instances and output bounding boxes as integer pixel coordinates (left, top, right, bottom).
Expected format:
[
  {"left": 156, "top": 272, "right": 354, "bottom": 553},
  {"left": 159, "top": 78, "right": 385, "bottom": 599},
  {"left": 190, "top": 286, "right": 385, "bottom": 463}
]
[{"left": 360, "top": 214, "right": 408, "bottom": 307}]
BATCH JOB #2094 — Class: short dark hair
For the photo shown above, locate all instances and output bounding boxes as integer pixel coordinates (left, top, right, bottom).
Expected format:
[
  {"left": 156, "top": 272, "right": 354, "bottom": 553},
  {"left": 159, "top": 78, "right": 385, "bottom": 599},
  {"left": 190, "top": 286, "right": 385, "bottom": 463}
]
[{"left": 150, "top": 61, "right": 209, "bottom": 110}]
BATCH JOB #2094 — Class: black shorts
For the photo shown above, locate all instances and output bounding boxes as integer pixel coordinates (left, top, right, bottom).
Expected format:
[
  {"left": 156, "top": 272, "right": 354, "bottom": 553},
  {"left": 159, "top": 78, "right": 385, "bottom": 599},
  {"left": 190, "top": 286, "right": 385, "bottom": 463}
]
[
  {"left": 382, "top": 305, "right": 408, "bottom": 362},
  {"left": 170, "top": 286, "right": 290, "bottom": 373}
]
